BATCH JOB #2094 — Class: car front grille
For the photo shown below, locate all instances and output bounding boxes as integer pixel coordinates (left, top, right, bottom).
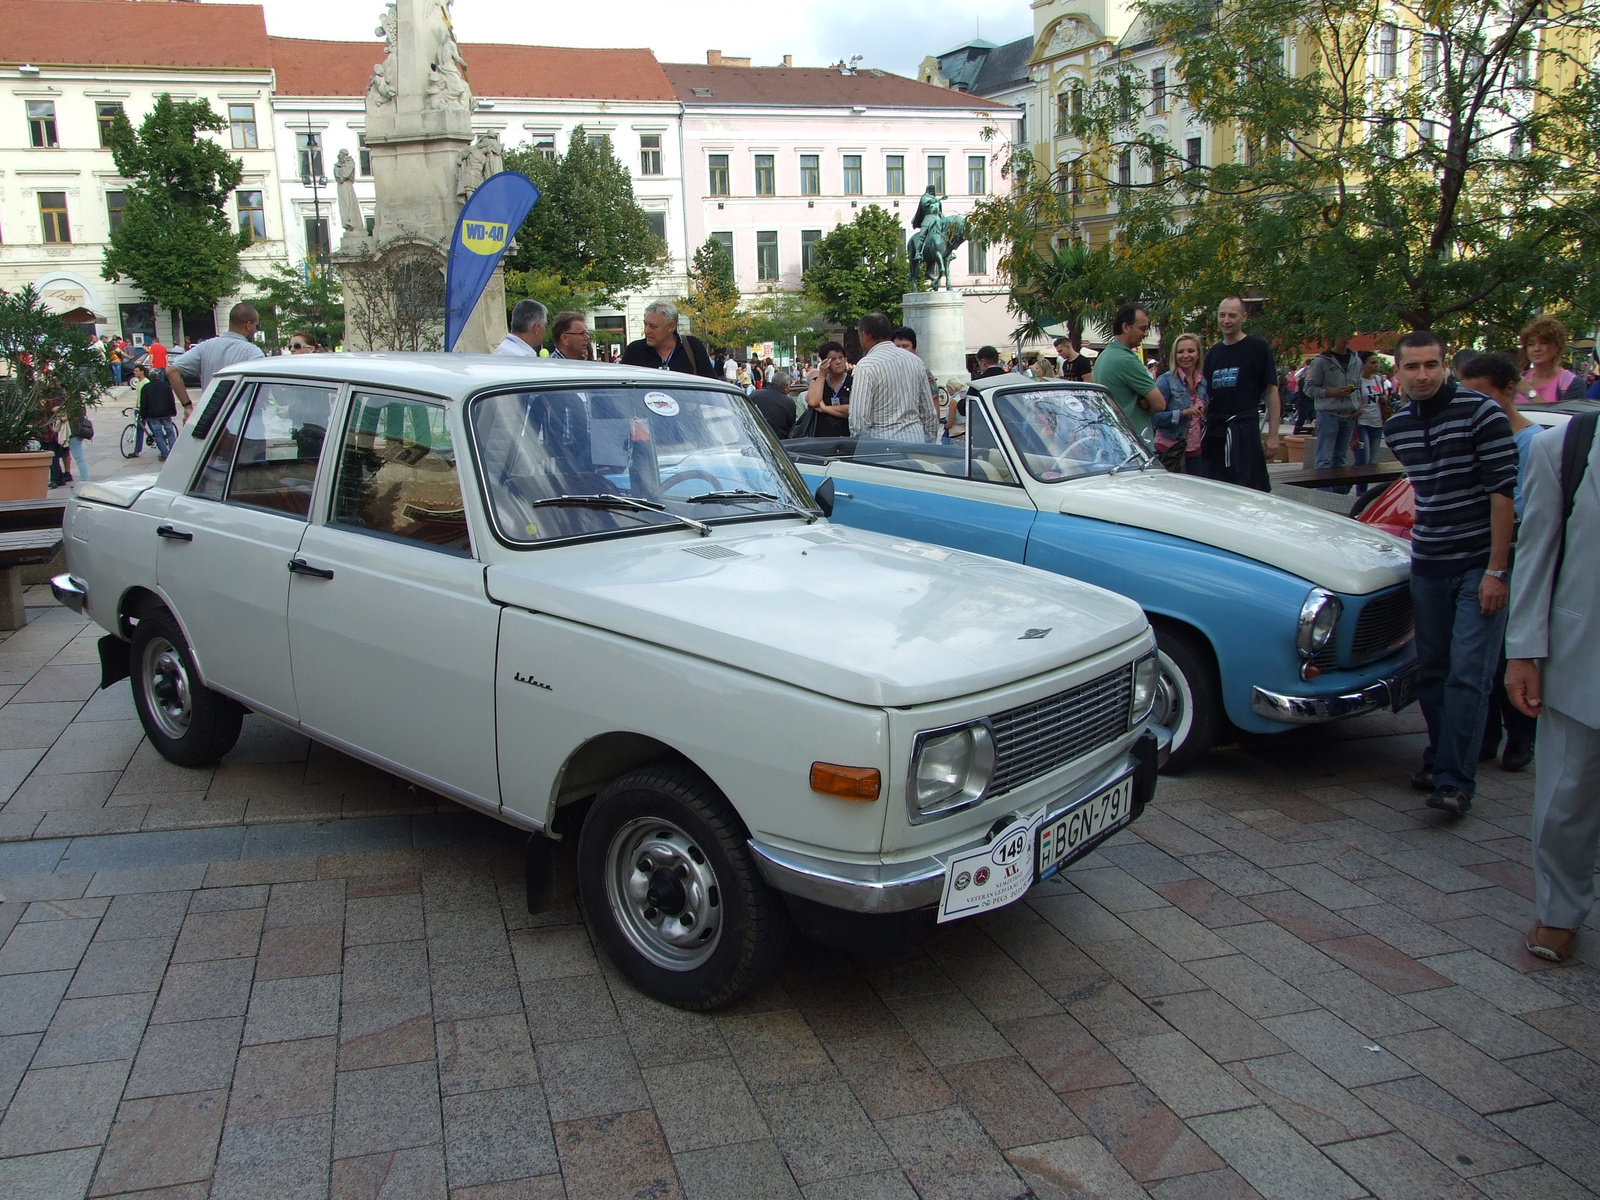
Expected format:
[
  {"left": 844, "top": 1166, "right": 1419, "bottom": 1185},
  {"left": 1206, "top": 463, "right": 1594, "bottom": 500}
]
[
  {"left": 987, "top": 664, "right": 1132, "bottom": 797},
  {"left": 1351, "top": 588, "right": 1414, "bottom": 661}
]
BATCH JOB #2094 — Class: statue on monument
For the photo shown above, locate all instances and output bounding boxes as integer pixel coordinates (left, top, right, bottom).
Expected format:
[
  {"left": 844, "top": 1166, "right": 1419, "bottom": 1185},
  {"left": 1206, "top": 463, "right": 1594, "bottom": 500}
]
[
  {"left": 454, "top": 132, "right": 504, "bottom": 202},
  {"left": 334, "top": 149, "right": 361, "bottom": 233},
  {"left": 424, "top": 1, "right": 472, "bottom": 111},
  {"left": 368, "top": 2, "right": 398, "bottom": 106},
  {"left": 908, "top": 184, "right": 966, "bottom": 292}
]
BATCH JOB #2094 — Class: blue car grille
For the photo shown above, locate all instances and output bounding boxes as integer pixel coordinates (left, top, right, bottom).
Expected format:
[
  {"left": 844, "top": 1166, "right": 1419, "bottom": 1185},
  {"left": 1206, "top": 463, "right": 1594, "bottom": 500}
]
[
  {"left": 988, "top": 664, "right": 1132, "bottom": 797},
  {"left": 1312, "top": 587, "right": 1414, "bottom": 671}
]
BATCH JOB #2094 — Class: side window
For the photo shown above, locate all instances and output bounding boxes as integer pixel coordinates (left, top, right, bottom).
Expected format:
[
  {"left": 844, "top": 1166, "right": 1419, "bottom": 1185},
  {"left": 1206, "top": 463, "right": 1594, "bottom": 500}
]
[
  {"left": 967, "top": 405, "right": 1020, "bottom": 485},
  {"left": 190, "top": 385, "right": 251, "bottom": 499},
  {"left": 333, "top": 392, "right": 469, "bottom": 554},
  {"left": 224, "top": 383, "right": 337, "bottom": 518}
]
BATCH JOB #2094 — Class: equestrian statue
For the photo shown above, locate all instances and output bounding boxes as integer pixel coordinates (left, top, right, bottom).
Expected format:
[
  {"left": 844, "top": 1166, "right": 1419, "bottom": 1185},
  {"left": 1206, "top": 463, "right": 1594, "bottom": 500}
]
[{"left": 907, "top": 185, "right": 966, "bottom": 292}]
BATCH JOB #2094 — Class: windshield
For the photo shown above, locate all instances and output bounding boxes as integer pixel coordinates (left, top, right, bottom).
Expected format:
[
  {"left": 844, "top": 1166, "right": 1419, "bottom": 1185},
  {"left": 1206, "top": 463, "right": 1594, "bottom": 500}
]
[
  {"left": 468, "top": 384, "right": 817, "bottom": 545},
  {"left": 991, "top": 387, "right": 1153, "bottom": 482}
]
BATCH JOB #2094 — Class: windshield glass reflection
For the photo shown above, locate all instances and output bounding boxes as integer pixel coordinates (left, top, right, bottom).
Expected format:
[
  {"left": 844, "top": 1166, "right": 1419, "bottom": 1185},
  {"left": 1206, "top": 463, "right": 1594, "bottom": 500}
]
[
  {"left": 992, "top": 388, "right": 1152, "bottom": 482},
  {"left": 468, "top": 385, "right": 816, "bottom": 544}
]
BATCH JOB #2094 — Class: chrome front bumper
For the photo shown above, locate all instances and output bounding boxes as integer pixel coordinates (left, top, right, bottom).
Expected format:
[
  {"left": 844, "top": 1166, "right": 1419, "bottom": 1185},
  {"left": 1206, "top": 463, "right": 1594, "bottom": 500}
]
[
  {"left": 1251, "top": 661, "right": 1420, "bottom": 725},
  {"left": 50, "top": 573, "right": 86, "bottom": 614},
  {"left": 748, "top": 727, "right": 1168, "bottom": 915}
]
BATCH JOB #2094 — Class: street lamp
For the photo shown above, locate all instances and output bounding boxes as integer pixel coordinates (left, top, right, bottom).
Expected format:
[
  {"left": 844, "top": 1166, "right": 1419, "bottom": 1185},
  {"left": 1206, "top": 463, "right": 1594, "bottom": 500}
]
[{"left": 300, "top": 114, "right": 329, "bottom": 275}]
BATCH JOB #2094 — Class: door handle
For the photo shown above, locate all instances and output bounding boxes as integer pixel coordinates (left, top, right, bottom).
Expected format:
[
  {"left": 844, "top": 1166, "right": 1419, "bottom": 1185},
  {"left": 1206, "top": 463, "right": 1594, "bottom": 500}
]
[
  {"left": 156, "top": 525, "right": 193, "bottom": 541},
  {"left": 833, "top": 491, "right": 854, "bottom": 499},
  {"left": 287, "top": 558, "right": 334, "bottom": 580}
]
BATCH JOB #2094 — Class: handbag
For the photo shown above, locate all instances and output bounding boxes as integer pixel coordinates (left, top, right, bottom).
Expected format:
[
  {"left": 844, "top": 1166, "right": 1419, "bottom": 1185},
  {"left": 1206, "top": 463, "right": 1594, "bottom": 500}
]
[
  {"left": 71, "top": 416, "right": 94, "bottom": 440},
  {"left": 790, "top": 405, "right": 819, "bottom": 440}
]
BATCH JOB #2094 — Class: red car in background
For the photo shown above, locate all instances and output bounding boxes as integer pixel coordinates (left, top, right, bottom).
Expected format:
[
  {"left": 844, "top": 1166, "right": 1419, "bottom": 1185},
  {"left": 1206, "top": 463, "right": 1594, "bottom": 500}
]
[{"left": 1352, "top": 402, "right": 1593, "bottom": 539}]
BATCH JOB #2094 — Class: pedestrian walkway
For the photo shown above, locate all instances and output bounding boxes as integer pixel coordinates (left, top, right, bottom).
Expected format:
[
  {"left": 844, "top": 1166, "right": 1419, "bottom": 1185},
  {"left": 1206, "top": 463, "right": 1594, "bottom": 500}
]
[{"left": 1, "top": 389, "right": 1594, "bottom": 1199}]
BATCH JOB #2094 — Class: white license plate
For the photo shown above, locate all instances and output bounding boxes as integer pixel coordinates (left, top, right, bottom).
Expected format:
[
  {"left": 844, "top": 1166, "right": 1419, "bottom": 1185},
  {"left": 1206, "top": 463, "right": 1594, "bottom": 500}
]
[{"left": 1036, "top": 774, "right": 1134, "bottom": 880}]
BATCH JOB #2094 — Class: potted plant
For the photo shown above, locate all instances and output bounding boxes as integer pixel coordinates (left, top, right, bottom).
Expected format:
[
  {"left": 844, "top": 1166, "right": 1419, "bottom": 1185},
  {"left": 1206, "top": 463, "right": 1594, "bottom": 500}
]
[{"left": 0, "top": 287, "right": 111, "bottom": 500}]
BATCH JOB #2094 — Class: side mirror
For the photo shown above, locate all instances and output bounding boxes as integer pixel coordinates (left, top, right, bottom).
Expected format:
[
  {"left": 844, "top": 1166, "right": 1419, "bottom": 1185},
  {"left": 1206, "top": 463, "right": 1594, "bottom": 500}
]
[{"left": 813, "top": 477, "right": 835, "bottom": 518}]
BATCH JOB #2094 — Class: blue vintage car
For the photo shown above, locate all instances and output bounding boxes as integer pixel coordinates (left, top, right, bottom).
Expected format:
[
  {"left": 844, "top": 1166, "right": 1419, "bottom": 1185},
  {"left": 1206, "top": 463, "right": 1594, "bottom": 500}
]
[{"left": 786, "top": 376, "right": 1419, "bottom": 771}]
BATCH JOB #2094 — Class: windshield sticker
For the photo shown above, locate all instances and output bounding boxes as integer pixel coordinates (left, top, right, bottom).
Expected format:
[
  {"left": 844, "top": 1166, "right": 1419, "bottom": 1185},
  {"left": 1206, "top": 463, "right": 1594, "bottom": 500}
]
[{"left": 643, "top": 392, "right": 680, "bottom": 417}]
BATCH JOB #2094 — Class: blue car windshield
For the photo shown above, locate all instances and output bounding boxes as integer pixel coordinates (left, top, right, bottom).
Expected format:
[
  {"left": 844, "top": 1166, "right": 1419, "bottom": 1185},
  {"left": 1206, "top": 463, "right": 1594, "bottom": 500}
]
[
  {"left": 468, "top": 384, "right": 817, "bottom": 544},
  {"left": 992, "top": 388, "right": 1152, "bottom": 482}
]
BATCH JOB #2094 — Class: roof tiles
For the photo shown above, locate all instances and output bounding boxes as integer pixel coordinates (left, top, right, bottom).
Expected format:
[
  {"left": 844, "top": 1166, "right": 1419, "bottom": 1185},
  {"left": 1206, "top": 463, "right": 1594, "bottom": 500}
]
[
  {"left": 0, "top": 0, "right": 272, "bottom": 70},
  {"left": 663, "top": 62, "right": 1010, "bottom": 110}
]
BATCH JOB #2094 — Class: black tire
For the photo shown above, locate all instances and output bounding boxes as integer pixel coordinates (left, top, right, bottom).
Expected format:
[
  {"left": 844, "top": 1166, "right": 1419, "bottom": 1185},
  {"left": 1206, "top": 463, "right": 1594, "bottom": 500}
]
[
  {"left": 1347, "top": 482, "right": 1391, "bottom": 519},
  {"left": 1150, "top": 621, "right": 1224, "bottom": 774},
  {"left": 578, "top": 763, "right": 789, "bottom": 1010},
  {"left": 120, "top": 423, "right": 140, "bottom": 459},
  {"left": 129, "top": 609, "right": 244, "bottom": 767}
]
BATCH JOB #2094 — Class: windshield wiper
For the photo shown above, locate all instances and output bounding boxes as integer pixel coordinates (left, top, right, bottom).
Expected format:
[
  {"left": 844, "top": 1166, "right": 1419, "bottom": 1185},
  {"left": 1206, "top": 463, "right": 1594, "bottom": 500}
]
[
  {"left": 525, "top": 494, "right": 711, "bottom": 537},
  {"left": 1106, "top": 454, "right": 1150, "bottom": 476},
  {"left": 682, "top": 490, "right": 818, "bottom": 523}
]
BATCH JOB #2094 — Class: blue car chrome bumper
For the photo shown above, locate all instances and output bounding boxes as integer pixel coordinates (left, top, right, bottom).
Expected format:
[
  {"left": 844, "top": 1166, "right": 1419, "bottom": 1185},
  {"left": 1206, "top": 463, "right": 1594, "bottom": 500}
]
[{"left": 1250, "top": 659, "right": 1420, "bottom": 724}]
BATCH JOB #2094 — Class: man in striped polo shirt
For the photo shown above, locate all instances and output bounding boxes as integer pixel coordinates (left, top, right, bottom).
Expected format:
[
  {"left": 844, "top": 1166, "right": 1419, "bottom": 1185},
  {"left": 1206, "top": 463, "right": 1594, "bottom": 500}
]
[{"left": 1385, "top": 331, "right": 1520, "bottom": 816}]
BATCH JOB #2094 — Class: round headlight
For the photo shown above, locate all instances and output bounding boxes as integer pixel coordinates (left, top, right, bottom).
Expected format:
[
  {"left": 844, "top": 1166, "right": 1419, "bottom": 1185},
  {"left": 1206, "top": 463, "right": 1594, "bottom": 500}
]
[
  {"left": 1131, "top": 651, "right": 1161, "bottom": 725},
  {"left": 1296, "top": 589, "right": 1342, "bottom": 657},
  {"left": 909, "top": 723, "right": 994, "bottom": 820}
]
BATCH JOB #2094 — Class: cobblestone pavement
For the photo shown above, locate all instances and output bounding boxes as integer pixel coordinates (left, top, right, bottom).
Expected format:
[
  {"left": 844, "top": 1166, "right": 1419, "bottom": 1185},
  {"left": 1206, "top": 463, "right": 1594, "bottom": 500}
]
[{"left": 1, "top": 408, "right": 1596, "bottom": 1199}]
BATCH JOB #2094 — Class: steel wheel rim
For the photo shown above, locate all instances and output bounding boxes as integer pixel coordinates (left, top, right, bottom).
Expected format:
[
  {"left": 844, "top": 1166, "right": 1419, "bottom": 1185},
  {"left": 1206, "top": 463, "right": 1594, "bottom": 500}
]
[
  {"left": 142, "top": 636, "right": 193, "bottom": 740},
  {"left": 1152, "top": 649, "right": 1193, "bottom": 752},
  {"left": 604, "top": 816, "right": 722, "bottom": 971}
]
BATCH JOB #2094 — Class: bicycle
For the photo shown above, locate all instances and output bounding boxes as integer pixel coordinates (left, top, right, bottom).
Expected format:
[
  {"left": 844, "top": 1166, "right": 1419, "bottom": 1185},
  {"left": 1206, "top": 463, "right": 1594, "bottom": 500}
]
[{"left": 120, "top": 408, "right": 152, "bottom": 459}]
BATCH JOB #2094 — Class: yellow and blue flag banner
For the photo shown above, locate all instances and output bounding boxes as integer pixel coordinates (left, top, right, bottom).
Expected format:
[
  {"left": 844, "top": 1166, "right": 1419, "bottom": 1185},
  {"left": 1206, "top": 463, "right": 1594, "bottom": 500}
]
[{"left": 444, "top": 171, "right": 541, "bottom": 352}]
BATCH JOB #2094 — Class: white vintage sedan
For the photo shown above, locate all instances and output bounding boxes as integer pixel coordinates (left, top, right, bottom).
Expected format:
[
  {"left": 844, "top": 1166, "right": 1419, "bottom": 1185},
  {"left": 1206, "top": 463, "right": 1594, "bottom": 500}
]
[{"left": 55, "top": 355, "right": 1166, "bottom": 1008}]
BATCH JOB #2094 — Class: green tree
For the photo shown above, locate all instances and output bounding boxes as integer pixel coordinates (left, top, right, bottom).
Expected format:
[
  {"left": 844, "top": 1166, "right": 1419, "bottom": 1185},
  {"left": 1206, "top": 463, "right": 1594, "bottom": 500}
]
[
  {"left": 746, "top": 290, "right": 825, "bottom": 357},
  {"left": 0, "top": 287, "right": 111, "bottom": 447},
  {"left": 247, "top": 262, "right": 344, "bottom": 351},
  {"left": 679, "top": 237, "right": 746, "bottom": 349},
  {"left": 504, "top": 269, "right": 604, "bottom": 328},
  {"left": 1066, "top": 0, "right": 1600, "bottom": 346},
  {"left": 101, "top": 95, "right": 247, "bottom": 340},
  {"left": 503, "top": 129, "right": 666, "bottom": 304},
  {"left": 803, "top": 205, "right": 908, "bottom": 326}
]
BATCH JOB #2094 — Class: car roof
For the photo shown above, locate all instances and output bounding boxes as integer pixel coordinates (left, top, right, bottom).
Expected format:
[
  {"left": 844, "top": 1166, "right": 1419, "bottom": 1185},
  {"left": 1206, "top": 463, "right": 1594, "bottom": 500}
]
[
  {"left": 968, "top": 375, "right": 1109, "bottom": 397},
  {"left": 217, "top": 352, "right": 741, "bottom": 403}
]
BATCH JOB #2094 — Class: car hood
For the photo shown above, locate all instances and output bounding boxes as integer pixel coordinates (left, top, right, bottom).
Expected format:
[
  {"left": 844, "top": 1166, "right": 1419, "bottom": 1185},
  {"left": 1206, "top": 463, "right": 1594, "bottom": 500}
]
[
  {"left": 1055, "top": 469, "right": 1412, "bottom": 595},
  {"left": 485, "top": 523, "right": 1148, "bottom": 707}
]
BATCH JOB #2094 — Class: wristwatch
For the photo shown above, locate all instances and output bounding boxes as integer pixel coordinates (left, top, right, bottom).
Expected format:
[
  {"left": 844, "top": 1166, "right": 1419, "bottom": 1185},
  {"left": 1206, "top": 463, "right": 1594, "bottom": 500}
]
[{"left": 1484, "top": 569, "right": 1510, "bottom": 581}]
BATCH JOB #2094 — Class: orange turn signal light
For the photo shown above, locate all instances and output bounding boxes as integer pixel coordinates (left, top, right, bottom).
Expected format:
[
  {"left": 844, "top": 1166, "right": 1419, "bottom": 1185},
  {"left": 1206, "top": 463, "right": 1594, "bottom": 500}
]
[{"left": 809, "top": 762, "right": 881, "bottom": 801}]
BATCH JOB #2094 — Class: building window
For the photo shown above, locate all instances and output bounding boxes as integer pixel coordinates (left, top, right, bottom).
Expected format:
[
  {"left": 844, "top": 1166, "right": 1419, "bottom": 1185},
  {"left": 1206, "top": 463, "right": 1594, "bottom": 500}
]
[
  {"left": 297, "top": 131, "right": 323, "bottom": 181},
  {"left": 799, "top": 154, "right": 820, "bottom": 195},
  {"left": 237, "top": 190, "right": 266, "bottom": 240},
  {"left": 708, "top": 153, "right": 729, "bottom": 196},
  {"left": 967, "top": 155, "right": 985, "bottom": 194},
  {"left": 885, "top": 154, "right": 904, "bottom": 195},
  {"left": 27, "top": 101, "right": 58, "bottom": 148},
  {"left": 801, "top": 229, "right": 821, "bottom": 273},
  {"left": 1151, "top": 67, "right": 1167, "bottom": 114},
  {"left": 754, "top": 153, "right": 775, "bottom": 196},
  {"left": 1151, "top": 149, "right": 1166, "bottom": 183},
  {"left": 640, "top": 133, "right": 662, "bottom": 176},
  {"left": 927, "top": 155, "right": 945, "bottom": 194},
  {"left": 534, "top": 137, "right": 556, "bottom": 161},
  {"left": 1017, "top": 105, "right": 1027, "bottom": 145},
  {"left": 357, "top": 134, "right": 371, "bottom": 176},
  {"left": 365, "top": 215, "right": 375, "bottom": 235},
  {"left": 106, "top": 190, "right": 126, "bottom": 232},
  {"left": 1420, "top": 36, "right": 1440, "bottom": 86},
  {"left": 1186, "top": 137, "right": 1202, "bottom": 169},
  {"left": 967, "top": 240, "right": 987, "bottom": 275},
  {"left": 1375, "top": 24, "right": 1397, "bottom": 79},
  {"left": 1420, "top": 120, "right": 1437, "bottom": 145},
  {"left": 842, "top": 154, "right": 862, "bottom": 195},
  {"left": 1069, "top": 160, "right": 1084, "bottom": 203},
  {"left": 646, "top": 211, "right": 666, "bottom": 240},
  {"left": 712, "top": 230, "right": 734, "bottom": 265},
  {"left": 1117, "top": 150, "right": 1132, "bottom": 188},
  {"left": 1509, "top": 129, "right": 1525, "bottom": 158},
  {"left": 229, "top": 104, "right": 258, "bottom": 150},
  {"left": 756, "top": 231, "right": 779, "bottom": 281},
  {"left": 305, "top": 216, "right": 329, "bottom": 258},
  {"left": 39, "top": 192, "right": 69, "bottom": 242},
  {"left": 97, "top": 102, "right": 124, "bottom": 148}
]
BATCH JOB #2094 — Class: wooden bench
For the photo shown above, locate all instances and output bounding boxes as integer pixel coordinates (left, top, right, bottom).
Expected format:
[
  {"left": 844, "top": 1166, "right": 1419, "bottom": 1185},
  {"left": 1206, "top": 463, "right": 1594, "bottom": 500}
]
[
  {"left": 1272, "top": 463, "right": 1406, "bottom": 489},
  {"left": 0, "top": 528, "right": 66, "bottom": 629},
  {"left": 0, "top": 497, "right": 67, "bottom": 533}
]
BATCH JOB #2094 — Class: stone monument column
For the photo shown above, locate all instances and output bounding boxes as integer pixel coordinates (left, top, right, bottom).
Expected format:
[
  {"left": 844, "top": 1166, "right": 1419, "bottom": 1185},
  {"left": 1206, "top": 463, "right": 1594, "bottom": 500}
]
[
  {"left": 335, "top": 0, "right": 506, "bottom": 353},
  {"left": 903, "top": 291, "right": 970, "bottom": 393}
]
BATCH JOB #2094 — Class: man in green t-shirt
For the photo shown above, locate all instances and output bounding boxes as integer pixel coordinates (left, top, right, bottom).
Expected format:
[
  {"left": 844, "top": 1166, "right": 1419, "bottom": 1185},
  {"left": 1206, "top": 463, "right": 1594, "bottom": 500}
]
[{"left": 1095, "top": 305, "right": 1166, "bottom": 444}]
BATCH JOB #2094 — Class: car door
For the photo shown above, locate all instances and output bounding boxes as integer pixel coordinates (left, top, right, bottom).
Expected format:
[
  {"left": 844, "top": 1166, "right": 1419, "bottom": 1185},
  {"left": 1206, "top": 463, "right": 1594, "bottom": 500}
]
[
  {"left": 824, "top": 402, "right": 1037, "bottom": 562},
  {"left": 286, "top": 388, "right": 500, "bottom": 809},
  {"left": 157, "top": 378, "right": 339, "bottom": 722}
]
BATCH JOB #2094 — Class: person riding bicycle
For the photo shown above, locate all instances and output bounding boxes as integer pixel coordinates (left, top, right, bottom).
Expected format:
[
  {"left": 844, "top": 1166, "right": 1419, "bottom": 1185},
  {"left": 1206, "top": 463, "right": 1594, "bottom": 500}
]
[{"left": 132, "top": 363, "right": 179, "bottom": 461}]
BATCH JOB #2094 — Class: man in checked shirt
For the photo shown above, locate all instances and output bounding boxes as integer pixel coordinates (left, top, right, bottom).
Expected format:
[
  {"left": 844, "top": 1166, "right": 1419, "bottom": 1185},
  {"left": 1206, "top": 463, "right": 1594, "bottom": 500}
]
[{"left": 848, "top": 312, "right": 939, "bottom": 443}]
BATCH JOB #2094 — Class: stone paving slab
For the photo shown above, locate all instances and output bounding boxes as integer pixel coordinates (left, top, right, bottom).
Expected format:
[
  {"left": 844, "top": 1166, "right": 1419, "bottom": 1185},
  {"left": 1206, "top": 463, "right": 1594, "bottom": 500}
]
[{"left": 0, "top": 433, "right": 1593, "bottom": 1198}]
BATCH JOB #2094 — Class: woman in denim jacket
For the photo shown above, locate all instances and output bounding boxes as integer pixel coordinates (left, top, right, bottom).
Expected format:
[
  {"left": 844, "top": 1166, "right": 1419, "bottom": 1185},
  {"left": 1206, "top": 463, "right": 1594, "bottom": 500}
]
[{"left": 1152, "top": 333, "right": 1208, "bottom": 475}]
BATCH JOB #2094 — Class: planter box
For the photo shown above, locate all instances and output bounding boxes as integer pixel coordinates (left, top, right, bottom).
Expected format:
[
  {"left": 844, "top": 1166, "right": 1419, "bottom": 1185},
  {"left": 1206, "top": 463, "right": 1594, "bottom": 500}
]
[{"left": 0, "top": 452, "right": 53, "bottom": 502}]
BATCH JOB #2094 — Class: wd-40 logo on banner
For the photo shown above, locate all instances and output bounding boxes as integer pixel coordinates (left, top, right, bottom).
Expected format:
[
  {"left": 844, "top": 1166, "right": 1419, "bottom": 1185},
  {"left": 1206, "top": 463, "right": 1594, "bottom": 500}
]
[{"left": 444, "top": 171, "right": 541, "bottom": 352}]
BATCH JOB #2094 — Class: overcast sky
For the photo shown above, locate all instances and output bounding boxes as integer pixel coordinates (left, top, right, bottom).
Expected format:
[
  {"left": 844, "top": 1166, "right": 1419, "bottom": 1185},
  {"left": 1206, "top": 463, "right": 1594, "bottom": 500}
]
[{"left": 237, "top": 0, "right": 1033, "bottom": 79}]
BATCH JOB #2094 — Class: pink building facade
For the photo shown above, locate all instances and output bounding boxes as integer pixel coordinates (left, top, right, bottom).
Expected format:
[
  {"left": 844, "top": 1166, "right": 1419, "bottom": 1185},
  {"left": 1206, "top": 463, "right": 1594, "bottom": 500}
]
[{"left": 666, "top": 62, "right": 1018, "bottom": 340}]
